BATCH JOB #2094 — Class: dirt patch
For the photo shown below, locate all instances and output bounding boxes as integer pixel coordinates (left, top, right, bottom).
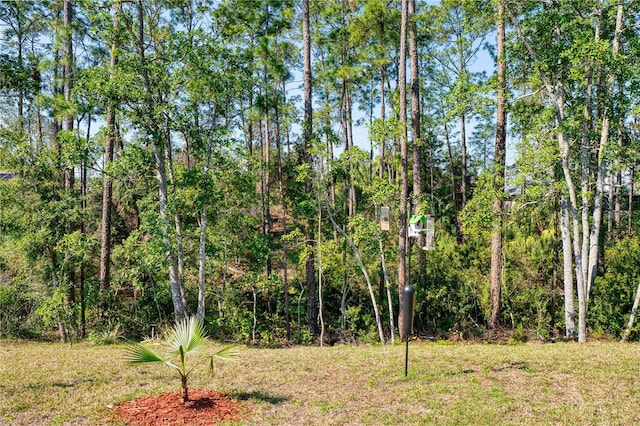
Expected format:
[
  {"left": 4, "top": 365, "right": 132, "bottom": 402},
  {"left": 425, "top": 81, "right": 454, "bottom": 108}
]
[{"left": 111, "top": 389, "right": 244, "bottom": 425}]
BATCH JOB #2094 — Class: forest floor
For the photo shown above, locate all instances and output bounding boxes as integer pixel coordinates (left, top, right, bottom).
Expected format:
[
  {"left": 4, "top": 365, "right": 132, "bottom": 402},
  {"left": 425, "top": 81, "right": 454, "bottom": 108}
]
[{"left": 2, "top": 339, "right": 640, "bottom": 425}]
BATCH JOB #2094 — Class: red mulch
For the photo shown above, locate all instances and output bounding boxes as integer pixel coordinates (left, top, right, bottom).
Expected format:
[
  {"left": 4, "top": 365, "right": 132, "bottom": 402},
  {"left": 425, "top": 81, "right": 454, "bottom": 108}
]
[{"left": 111, "top": 389, "right": 244, "bottom": 425}]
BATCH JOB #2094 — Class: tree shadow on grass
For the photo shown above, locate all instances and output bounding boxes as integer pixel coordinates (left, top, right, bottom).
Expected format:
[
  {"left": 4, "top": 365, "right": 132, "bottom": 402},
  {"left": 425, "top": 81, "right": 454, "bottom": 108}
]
[{"left": 232, "top": 390, "right": 289, "bottom": 405}]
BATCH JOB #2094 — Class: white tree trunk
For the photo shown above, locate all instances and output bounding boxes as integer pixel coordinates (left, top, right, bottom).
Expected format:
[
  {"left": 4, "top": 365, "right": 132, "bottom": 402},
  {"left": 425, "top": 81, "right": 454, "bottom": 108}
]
[
  {"left": 324, "top": 192, "right": 385, "bottom": 344},
  {"left": 197, "top": 148, "right": 213, "bottom": 321},
  {"left": 197, "top": 205, "right": 207, "bottom": 321},
  {"left": 379, "top": 238, "right": 395, "bottom": 344},
  {"left": 560, "top": 198, "right": 576, "bottom": 339},
  {"left": 587, "top": 4, "right": 623, "bottom": 297},
  {"left": 153, "top": 143, "right": 187, "bottom": 320},
  {"left": 621, "top": 282, "right": 640, "bottom": 343}
]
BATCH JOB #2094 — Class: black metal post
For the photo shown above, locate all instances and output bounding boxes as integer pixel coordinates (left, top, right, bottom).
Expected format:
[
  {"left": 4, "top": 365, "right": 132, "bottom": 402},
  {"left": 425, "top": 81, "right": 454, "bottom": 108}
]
[
  {"left": 402, "top": 285, "right": 416, "bottom": 377},
  {"left": 405, "top": 335, "right": 409, "bottom": 377}
]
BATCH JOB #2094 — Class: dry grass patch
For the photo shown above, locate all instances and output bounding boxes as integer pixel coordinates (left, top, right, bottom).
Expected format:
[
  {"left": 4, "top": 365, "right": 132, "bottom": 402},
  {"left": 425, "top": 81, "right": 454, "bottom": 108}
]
[{"left": 2, "top": 340, "right": 640, "bottom": 425}]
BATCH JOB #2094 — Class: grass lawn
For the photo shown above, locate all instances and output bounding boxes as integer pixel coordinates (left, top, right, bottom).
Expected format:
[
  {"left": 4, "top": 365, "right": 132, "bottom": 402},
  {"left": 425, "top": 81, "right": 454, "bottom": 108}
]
[{"left": 2, "top": 339, "right": 640, "bottom": 425}]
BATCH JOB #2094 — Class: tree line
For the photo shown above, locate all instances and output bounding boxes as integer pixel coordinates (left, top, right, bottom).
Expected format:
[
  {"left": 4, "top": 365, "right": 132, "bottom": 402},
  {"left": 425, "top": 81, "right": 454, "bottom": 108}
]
[{"left": 1, "top": 0, "right": 639, "bottom": 345}]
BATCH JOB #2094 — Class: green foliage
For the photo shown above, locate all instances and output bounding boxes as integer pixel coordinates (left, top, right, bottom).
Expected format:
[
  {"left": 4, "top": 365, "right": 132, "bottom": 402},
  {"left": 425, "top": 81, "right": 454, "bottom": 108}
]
[
  {"left": 0, "top": 281, "right": 40, "bottom": 338},
  {"left": 1, "top": 0, "right": 640, "bottom": 346},
  {"left": 87, "top": 323, "right": 123, "bottom": 345},
  {"left": 459, "top": 171, "right": 497, "bottom": 241},
  {"left": 591, "top": 238, "right": 640, "bottom": 339}
]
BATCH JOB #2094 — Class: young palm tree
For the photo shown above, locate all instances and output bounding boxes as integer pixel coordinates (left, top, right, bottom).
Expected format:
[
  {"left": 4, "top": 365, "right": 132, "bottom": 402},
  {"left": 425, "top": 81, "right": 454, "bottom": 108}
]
[{"left": 125, "top": 316, "right": 240, "bottom": 403}]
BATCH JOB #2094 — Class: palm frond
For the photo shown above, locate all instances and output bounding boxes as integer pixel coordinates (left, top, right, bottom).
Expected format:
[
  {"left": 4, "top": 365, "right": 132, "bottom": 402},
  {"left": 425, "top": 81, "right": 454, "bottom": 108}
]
[
  {"left": 167, "top": 316, "right": 207, "bottom": 357},
  {"left": 125, "top": 343, "right": 166, "bottom": 365},
  {"left": 214, "top": 344, "right": 242, "bottom": 361}
]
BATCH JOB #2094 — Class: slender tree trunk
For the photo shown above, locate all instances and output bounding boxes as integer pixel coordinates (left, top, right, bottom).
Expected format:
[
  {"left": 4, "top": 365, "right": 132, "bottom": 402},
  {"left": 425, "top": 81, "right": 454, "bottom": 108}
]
[
  {"left": 621, "top": 281, "right": 640, "bottom": 343},
  {"left": 586, "top": 4, "right": 623, "bottom": 298},
  {"left": 165, "top": 132, "right": 188, "bottom": 315},
  {"left": 276, "top": 80, "right": 291, "bottom": 340},
  {"left": 409, "top": 0, "right": 425, "bottom": 289},
  {"left": 379, "top": 65, "right": 386, "bottom": 180},
  {"left": 302, "top": 0, "right": 317, "bottom": 338},
  {"left": 153, "top": 143, "right": 187, "bottom": 320},
  {"left": 317, "top": 185, "right": 325, "bottom": 346},
  {"left": 261, "top": 4, "right": 273, "bottom": 278},
  {"left": 443, "top": 120, "right": 460, "bottom": 240},
  {"left": 62, "top": 0, "right": 76, "bottom": 341},
  {"left": 379, "top": 238, "right": 395, "bottom": 344},
  {"left": 398, "top": 0, "right": 409, "bottom": 341},
  {"left": 99, "top": 0, "right": 120, "bottom": 317},
  {"left": 460, "top": 112, "right": 467, "bottom": 209},
  {"left": 324, "top": 191, "right": 385, "bottom": 343},
  {"left": 561, "top": 199, "right": 577, "bottom": 339},
  {"left": 49, "top": 250, "right": 67, "bottom": 343},
  {"left": 197, "top": 203, "right": 207, "bottom": 321},
  {"left": 197, "top": 143, "right": 213, "bottom": 322},
  {"left": 63, "top": 0, "right": 74, "bottom": 191},
  {"left": 615, "top": 169, "right": 622, "bottom": 228},
  {"left": 490, "top": 1, "right": 506, "bottom": 329},
  {"left": 263, "top": 110, "right": 272, "bottom": 277},
  {"left": 16, "top": 19, "right": 24, "bottom": 123},
  {"left": 608, "top": 171, "right": 615, "bottom": 236},
  {"left": 134, "top": 0, "right": 186, "bottom": 321},
  {"left": 79, "top": 117, "right": 90, "bottom": 337},
  {"left": 629, "top": 167, "right": 635, "bottom": 236},
  {"left": 306, "top": 250, "right": 318, "bottom": 336},
  {"left": 458, "top": 45, "right": 467, "bottom": 210}
]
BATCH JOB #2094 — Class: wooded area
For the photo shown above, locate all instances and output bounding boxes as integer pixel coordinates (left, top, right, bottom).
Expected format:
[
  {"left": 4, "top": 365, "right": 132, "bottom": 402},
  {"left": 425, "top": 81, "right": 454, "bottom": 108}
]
[{"left": 1, "top": 0, "right": 640, "bottom": 345}]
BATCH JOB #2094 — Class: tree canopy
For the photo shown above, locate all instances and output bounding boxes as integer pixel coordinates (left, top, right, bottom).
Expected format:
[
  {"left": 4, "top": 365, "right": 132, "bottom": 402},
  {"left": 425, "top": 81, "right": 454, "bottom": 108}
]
[{"left": 1, "top": 0, "right": 640, "bottom": 345}]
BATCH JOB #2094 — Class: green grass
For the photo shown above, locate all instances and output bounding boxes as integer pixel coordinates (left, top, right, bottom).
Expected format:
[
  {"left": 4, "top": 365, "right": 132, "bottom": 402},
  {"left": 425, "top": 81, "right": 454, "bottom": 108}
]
[{"left": 2, "top": 339, "right": 640, "bottom": 425}]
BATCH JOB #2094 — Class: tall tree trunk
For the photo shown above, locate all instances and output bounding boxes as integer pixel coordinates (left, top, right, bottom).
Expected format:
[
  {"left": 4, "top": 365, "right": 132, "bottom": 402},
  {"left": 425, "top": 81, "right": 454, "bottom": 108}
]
[
  {"left": 379, "top": 238, "right": 395, "bottom": 344},
  {"left": 560, "top": 198, "right": 576, "bottom": 338},
  {"left": 306, "top": 250, "right": 318, "bottom": 336},
  {"left": 398, "top": 0, "right": 409, "bottom": 341},
  {"left": 262, "top": 112, "right": 272, "bottom": 277},
  {"left": 62, "top": 0, "right": 76, "bottom": 341},
  {"left": 197, "top": 144, "right": 213, "bottom": 322},
  {"left": 586, "top": 4, "right": 623, "bottom": 298},
  {"left": 302, "top": 0, "right": 318, "bottom": 337},
  {"left": 460, "top": 112, "right": 467, "bottom": 209},
  {"left": 341, "top": 80, "right": 356, "bottom": 217},
  {"left": 317, "top": 185, "right": 325, "bottom": 346},
  {"left": 615, "top": 169, "right": 622, "bottom": 228},
  {"left": 80, "top": 117, "right": 90, "bottom": 337},
  {"left": 153, "top": 143, "right": 187, "bottom": 320},
  {"left": 63, "top": 0, "right": 74, "bottom": 191},
  {"left": 490, "top": 0, "right": 506, "bottom": 329},
  {"left": 99, "top": 0, "right": 120, "bottom": 317},
  {"left": 629, "top": 167, "right": 635, "bottom": 236},
  {"left": 379, "top": 64, "right": 386, "bottom": 180},
  {"left": 197, "top": 203, "right": 207, "bottom": 322},
  {"left": 261, "top": 2, "right": 273, "bottom": 279},
  {"left": 458, "top": 40, "right": 467, "bottom": 210},
  {"left": 608, "top": 171, "right": 615, "bottom": 236},
  {"left": 443, "top": 120, "right": 460, "bottom": 240},
  {"left": 49, "top": 249, "right": 68, "bottom": 343},
  {"left": 134, "top": 0, "right": 187, "bottom": 320},
  {"left": 165, "top": 130, "right": 188, "bottom": 315},
  {"left": 409, "top": 0, "right": 424, "bottom": 288},
  {"left": 276, "top": 80, "right": 291, "bottom": 340}
]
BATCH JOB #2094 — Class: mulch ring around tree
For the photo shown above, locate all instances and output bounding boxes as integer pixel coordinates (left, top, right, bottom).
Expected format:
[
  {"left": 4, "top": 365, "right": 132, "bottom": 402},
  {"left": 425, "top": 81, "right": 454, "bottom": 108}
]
[{"left": 110, "top": 389, "right": 245, "bottom": 425}]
